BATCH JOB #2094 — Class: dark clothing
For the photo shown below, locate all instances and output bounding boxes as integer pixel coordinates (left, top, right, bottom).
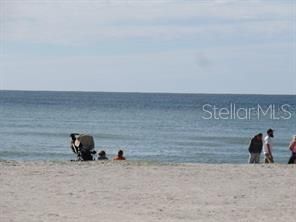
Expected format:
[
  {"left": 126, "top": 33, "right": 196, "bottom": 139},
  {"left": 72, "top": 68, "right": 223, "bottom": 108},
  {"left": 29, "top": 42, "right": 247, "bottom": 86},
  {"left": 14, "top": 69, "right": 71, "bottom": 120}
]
[
  {"left": 80, "top": 149, "right": 94, "bottom": 161},
  {"left": 288, "top": 153, "right": 296, "bottom": 164},
  {"left": 98, "top": 156, "right": 108, "bottom": 160},
  {"left": 248, "top": 137, "right": 263, "bottom": 154}
]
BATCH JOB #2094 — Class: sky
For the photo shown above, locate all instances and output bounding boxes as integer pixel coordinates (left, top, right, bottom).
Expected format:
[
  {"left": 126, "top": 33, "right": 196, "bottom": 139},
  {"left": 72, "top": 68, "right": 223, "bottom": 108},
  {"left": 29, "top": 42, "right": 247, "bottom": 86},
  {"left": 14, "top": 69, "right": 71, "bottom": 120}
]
[{"left": 0, "top": 0, "right": 295, "bottom": 94}]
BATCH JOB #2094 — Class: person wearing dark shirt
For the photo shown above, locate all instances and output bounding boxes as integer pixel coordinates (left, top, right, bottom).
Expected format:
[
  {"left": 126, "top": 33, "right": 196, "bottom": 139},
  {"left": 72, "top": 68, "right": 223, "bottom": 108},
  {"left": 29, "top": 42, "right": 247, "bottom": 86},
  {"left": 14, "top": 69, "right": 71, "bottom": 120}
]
[
  {"left": 248, "top": 133, "right": 263, "bottom": 164},
  {"left": 98, "top": 150, "right": 108, "bottom": 160}
]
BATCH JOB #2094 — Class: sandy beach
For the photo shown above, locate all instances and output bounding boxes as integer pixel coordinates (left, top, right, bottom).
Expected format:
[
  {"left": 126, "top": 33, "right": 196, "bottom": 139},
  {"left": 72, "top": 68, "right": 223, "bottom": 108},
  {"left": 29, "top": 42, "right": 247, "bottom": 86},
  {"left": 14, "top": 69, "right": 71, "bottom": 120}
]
[{"left": 0, "top": 161, "right": 295, "bottom": 222}]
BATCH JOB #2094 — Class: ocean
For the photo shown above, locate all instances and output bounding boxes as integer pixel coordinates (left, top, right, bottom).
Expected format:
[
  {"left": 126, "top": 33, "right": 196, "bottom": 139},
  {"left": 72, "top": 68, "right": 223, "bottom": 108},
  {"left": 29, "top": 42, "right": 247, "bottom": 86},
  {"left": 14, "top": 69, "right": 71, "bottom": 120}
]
[{"left": 0, "top": 90, "right": 295, "bottom": 163}]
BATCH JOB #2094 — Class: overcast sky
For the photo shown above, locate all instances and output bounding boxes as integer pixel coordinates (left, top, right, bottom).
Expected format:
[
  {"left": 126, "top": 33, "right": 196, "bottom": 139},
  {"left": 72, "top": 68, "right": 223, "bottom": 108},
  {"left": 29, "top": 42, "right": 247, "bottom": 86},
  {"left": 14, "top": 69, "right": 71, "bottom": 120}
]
[{"left": 0, "top": 0, "right": 295, "bottom": 94}]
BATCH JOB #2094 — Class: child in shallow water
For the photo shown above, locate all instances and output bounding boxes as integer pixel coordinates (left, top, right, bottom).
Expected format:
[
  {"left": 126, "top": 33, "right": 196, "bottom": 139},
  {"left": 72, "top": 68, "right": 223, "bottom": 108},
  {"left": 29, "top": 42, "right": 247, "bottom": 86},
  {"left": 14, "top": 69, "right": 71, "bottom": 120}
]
[
  {"left": 98, "top": 150, "right": 108, "bottom": 160},
  {"left": 113, "top": 150, "right": 126, "bottom": 160}
]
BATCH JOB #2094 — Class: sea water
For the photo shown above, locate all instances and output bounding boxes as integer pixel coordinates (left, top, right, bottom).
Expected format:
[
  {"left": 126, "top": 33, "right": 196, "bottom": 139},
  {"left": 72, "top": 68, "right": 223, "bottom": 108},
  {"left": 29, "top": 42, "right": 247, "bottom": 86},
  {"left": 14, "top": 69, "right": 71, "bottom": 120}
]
[{"left": 0, "top": 90, "right": 295, "bottom": 163}]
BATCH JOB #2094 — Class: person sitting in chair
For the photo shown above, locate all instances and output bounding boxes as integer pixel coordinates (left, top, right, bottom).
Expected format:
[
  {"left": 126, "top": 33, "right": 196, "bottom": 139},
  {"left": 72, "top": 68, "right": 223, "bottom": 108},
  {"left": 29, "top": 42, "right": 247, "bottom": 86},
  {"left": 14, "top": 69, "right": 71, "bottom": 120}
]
[
  {"left": 70, "top": 133, "right": 81, "bottom": 155},
  {"left": 70, "top": 133, "right": 95, "bottom": 161}
]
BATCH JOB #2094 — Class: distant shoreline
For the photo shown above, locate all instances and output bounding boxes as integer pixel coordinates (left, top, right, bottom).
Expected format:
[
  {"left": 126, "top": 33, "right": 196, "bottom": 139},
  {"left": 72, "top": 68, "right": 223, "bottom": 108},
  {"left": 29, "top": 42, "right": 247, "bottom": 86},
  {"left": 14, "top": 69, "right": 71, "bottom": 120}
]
[{"left": 1, "top": 89, "right": 295, "bottom": 96}]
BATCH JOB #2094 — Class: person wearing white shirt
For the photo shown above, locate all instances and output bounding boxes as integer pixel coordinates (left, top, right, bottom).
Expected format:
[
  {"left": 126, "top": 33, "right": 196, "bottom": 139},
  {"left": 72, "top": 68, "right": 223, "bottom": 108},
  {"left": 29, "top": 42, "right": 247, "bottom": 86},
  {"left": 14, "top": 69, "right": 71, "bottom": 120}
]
[{"left": 263, "top": 129, "right": 274, "bottom": 163}]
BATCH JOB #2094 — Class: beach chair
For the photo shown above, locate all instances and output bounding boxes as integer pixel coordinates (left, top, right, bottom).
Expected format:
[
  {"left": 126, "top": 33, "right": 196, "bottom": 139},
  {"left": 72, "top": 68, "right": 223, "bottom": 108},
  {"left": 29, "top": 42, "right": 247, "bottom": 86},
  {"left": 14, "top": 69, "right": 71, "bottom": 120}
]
[{"left": 70, "top": 133, "right": 96, "bottom": 161}]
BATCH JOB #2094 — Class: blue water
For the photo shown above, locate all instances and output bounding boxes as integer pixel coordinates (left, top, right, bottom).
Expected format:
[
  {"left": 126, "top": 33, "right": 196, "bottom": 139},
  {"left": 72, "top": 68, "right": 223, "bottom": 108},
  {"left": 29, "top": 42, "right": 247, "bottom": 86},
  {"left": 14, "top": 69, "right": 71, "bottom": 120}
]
[{"left": 0, "top": 90, "right": 295, "bottom": 163}]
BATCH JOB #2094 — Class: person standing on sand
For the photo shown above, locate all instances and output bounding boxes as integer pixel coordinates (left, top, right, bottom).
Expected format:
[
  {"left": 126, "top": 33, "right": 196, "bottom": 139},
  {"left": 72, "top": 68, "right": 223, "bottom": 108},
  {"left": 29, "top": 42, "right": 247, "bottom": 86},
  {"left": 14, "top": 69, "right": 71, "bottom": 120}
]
[
  {"left": 263, "top": 129, "right": 275, "bottom": 163},
  {"left": 288, "top": 136, "right": 296, "bottom": 164},
  {"left": 113, "top": 150, "right": 126, "bottom": 160},
  {"left": 248, "top": 133, "right": 263, "bottom": 164}
]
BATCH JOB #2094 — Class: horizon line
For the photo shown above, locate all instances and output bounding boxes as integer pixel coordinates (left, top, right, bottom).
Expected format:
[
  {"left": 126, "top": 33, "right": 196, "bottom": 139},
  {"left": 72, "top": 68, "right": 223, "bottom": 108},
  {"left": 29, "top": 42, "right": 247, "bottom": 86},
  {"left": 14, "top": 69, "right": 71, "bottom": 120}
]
[{"left": 0, "top": 89, "right": 295, "bottom": 96}]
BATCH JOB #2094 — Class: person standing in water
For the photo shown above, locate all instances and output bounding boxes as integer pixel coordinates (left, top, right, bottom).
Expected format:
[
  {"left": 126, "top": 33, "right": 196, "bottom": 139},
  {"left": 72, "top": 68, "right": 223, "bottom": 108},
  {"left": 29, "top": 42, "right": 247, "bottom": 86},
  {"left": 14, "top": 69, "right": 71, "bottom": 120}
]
[
  {"left": 248, "top": 133, "right": 263, "bottom": 164},
  {"left": 288, "top": 136, "right": 296, "bottom": 164},
  {"left": 263, "top": 129, "right": 275, "bottom": 163}
]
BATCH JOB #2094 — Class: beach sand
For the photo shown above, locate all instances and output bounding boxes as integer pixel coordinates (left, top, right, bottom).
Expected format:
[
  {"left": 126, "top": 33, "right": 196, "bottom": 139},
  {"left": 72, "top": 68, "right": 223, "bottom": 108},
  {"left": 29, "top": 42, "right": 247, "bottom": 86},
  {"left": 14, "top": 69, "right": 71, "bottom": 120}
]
[{"left": 0, "top": 161, "right": 295, "bottom": 222}]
